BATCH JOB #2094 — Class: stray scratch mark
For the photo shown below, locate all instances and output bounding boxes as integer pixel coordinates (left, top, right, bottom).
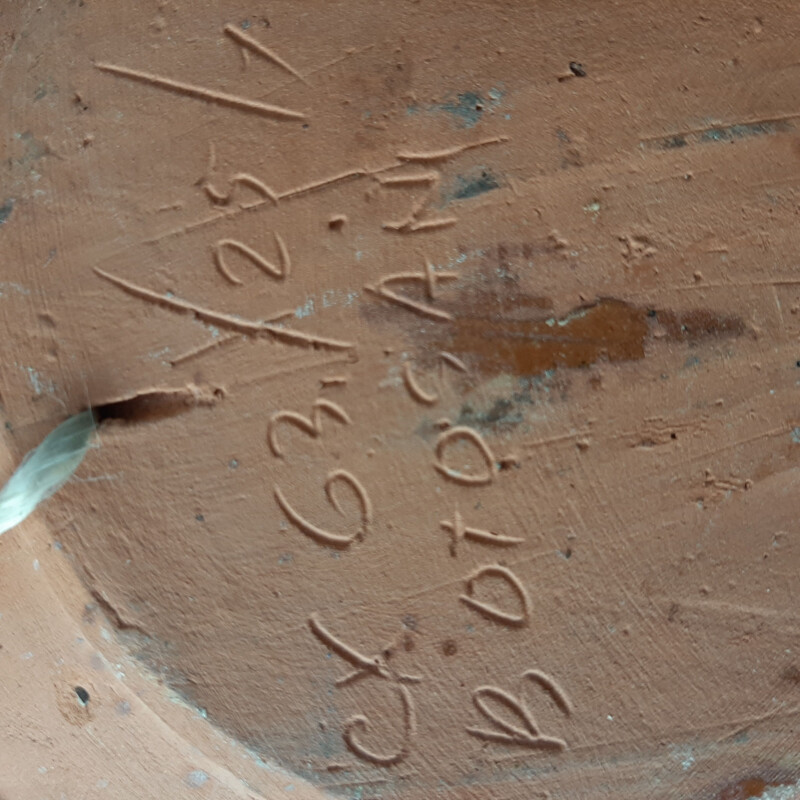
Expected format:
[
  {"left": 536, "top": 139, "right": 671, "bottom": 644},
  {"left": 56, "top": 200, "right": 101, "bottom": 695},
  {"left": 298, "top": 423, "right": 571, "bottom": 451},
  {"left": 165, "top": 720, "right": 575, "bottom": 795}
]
[
  {"left": 298, "top": 44, "right": 375, "bottom": 85},
  {"left": 279, "top": 169, "right": 367, "bottom": 201},
  {"left": 629, "top": 277, "right": 800, "bottom": 298},
  {"left": 169, "top": 332, "right": 241, "bottom": 366},
  {"left": 687, "top": 426, "right": 788, "bottom": 463},
  {"left": 714, "top": 705, "right": 800, "bottom": 744},
  {"left": 95, "top": 62, "right": 305, "bottom": 121}
]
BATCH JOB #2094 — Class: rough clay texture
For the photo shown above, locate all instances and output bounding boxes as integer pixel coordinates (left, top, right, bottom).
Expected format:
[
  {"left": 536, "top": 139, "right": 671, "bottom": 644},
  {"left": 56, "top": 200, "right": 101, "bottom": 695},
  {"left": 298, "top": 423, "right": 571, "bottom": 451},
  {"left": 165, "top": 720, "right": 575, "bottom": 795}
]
[{"left": 1, "top": 2, "right": 800, "bottom": 798}]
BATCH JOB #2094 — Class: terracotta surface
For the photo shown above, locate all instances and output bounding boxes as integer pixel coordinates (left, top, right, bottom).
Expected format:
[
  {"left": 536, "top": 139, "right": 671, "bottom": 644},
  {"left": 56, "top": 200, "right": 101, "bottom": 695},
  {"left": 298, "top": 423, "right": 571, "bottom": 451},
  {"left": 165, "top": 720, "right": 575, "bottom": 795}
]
[{"left": 2, "top": 2, "right": 800, "bottom": 797}]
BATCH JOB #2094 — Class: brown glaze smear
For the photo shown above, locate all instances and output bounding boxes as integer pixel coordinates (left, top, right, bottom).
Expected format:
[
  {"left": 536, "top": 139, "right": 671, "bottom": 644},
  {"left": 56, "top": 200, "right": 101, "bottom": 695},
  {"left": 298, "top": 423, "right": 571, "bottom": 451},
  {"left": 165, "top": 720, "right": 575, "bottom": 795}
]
[
  {"left": 432, "top": 298, "right": 649, "bottom": 378},
  {"left": 427, "top": 281, "right": 748, "bottom": 378},
  {"left": 717, "top": 775, "right": 795, "bottom": 800}
]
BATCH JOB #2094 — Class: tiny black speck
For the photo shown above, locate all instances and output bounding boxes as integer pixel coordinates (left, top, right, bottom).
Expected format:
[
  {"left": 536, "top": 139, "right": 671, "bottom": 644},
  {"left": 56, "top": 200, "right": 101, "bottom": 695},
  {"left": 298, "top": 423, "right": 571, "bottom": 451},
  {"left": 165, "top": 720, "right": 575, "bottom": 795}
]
[
  {"left": 195, "top": 514, "right": 205, "bottom": 522},
  {"left": 569, "top": 62, "right": 587, "bottom": 77},
  {"left": 75, "top": 686, "right": 90, "bottom": 704}
]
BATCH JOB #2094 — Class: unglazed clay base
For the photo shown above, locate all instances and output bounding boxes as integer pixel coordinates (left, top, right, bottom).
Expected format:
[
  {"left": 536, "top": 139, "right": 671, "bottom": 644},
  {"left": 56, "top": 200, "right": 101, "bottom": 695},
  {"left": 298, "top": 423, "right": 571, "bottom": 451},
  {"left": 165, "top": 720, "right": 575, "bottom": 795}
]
[{"left": 1, "top": 2, "right": 799, "bottom": 798}]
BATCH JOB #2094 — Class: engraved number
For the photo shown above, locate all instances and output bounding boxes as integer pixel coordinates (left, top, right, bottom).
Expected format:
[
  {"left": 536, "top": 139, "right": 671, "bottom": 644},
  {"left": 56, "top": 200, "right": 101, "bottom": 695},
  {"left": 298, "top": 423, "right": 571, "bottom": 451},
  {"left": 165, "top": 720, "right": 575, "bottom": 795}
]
[
  {"left": 434, "top": 426, "right": 497, "bottom": 485},
  {"left": 467, "top": 671, "right": 572, "bottom": 751},
  {"left": 213, "top": 233, "right": 290, "bottom": 285},
  {"left": 267, "top": 399, "right": 351, "bottom": 458},
  {"left": 274, "top": 469, "right": 372, "bottom": 549}
]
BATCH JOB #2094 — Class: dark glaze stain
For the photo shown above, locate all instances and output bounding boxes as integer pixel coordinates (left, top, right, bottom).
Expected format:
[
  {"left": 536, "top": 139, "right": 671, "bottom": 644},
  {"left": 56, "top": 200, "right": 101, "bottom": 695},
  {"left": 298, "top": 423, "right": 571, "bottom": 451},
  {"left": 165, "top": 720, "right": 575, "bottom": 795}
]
[
  {"left": 655, "top": 308, "right": 746, "bottom": 341},
  {"left": 407, "top": 91, "right": 502, "bottom": 129},
  {"left": 662, "top": 135, "right": 688, "bottom": 149},
  {"left": 457, "top": 397, "right": 523, "bottom": 430},
  {"left": 446, "top": 169, "right": 501, "bottom": 203},
  {"left": 782, "top": 664, "right": 800, "bottom": 684},
  {"left": 0, "top": 198, "right": 14, "bottom": 225},
  {"left": 15, "top": 131, "right": 52, "bottom": 165},
  {"left": 432, "top": 298, "right": 648, "bottom": 378},
  {"left": 701, "top": 121, "right": 790, "bottom": 143},
  {"left": 478, "top": 240, "right": 559, "bottom": 268},
  {"left": 648, "top": 118, "right": 793, "bottom": 151}
]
